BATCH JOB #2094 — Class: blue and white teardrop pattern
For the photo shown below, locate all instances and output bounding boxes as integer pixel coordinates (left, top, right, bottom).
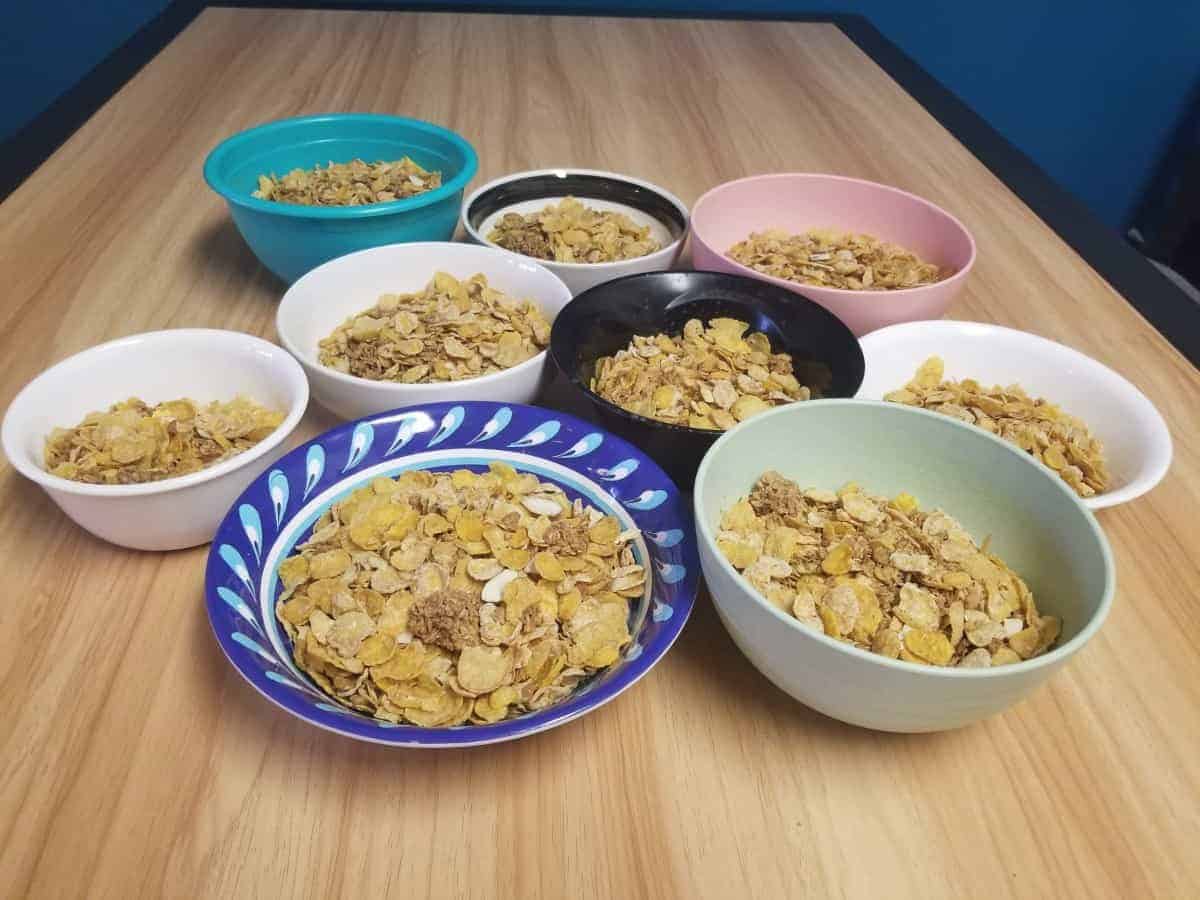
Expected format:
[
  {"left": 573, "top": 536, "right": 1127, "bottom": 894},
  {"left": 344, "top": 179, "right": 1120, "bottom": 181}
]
[{"left": 217, "top": 407, "right": 688, "bottom": 678}]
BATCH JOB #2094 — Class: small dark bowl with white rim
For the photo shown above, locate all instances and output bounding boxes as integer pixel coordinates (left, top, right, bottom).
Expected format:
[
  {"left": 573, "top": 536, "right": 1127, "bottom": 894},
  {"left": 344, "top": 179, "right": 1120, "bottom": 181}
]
[{"left": 461, "top": 168, "right": 689, "bottom": 295}]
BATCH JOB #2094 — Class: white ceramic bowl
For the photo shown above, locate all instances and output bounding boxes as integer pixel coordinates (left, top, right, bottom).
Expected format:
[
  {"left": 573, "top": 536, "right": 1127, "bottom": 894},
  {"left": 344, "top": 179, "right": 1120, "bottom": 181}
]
[
  {"left": 460, "top": 168, "right": 689, "bottom": 295},
  {"left": 1, "top": 329, "right": 309, "bottom": 551},
  {"left": 276, "top": 242, "right": 573, "bottom": 420},
  {"left": 694, "top": 400, "right": 1114, "bottom": 733},
  {"left": 857, "top": 320, "right": 1172, "bottom": 509}
]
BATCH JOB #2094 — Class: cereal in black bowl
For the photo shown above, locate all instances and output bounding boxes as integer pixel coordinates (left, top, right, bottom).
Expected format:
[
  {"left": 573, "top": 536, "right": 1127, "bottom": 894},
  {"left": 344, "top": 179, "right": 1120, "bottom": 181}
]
[{"left": 548, "top": 271, "right": 864, "bottom": 485}]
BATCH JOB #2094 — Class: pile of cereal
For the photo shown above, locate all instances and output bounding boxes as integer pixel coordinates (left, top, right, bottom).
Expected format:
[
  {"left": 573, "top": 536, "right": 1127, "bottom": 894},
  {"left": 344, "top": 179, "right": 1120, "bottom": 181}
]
[
  {"left": 252, "top": 157, "right": 441, "bottom": 206},
  {"left": 590, "top": 317, "right": 810, "bottom": 430},
  {"left": 488, "top": 196, "right": 661, "bottom": 263},
  {"left": 44, "top": 396, "right": 284, "bottom": 485},
  {"left": 318, "top": 272, "right": 551, "bottom": 383},
  {"left": 717, "top": 472, "right": 1060, "bottom": 667},
  {"left": 274, "top": 463, "right": 646, "bottom": 726},
  {"left": 885, "top": 356, "right": 1110, "bottom": 497},
  {"left": 727, "top": 228, "right": 948, "bottom": 290}
]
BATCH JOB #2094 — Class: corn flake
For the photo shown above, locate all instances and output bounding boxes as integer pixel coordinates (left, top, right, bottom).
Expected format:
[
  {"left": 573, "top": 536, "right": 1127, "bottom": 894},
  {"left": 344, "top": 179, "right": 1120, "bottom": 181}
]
[
  {"left": 275, "top": 464, "right": 646, "bottom": 726},
  {"left": 488, "top": 196, "right": 660, "bottom": 263},
  {"left": 884, "top": 356, "right": 1111, "bottom": 498},
  {"left": 590, "top": 318, "right": 813, "bottom": 430},
  {"left": 727, "top": 228, "right": 948, "bottom": 290},
  {"left": 717, "top": 471, "right": 1061, "bottom": 668},
  {"left": 253, "top": 157, "right": 440, "bottom": 206},
  {"left": 44, "top": 396, "right": 283, "bottom": 485},
  {"left": 318, "top": 272, "right": 550, "bottom": 384}
]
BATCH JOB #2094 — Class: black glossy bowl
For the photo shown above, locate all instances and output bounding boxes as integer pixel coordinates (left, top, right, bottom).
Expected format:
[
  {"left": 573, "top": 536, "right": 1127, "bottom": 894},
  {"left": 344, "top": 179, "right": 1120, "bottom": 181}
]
[{"left": 548, "top": 270, "right": 865, "bottom": 487}]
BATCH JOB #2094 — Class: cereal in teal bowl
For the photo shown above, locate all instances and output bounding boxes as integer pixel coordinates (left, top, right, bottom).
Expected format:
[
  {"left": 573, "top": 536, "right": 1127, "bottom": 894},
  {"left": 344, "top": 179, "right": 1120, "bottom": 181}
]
[{"left": 204, "top": 114, "right": 478, "bottom": 283}]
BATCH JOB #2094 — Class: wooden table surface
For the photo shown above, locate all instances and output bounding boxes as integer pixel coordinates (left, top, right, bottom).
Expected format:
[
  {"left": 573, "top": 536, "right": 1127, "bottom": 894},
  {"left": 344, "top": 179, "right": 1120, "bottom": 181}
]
[{"left": 2, "top": 9, "right": 1198, "bottom": 898}]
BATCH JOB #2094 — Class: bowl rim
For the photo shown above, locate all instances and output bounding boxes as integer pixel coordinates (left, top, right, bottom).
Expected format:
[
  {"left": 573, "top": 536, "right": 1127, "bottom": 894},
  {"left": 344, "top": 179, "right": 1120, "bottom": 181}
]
[
  {"left": 275, "top": 240, "right": 573, "bottom": 394},
  {"left": 460, "top": 167, "right": 690, "bottom": 270},
  {"left": 547, "top": 269, "right": 865, "bottom": 438},
  {"left": 203, "top": 113, "right": 480, "bottom": 220},
  {"left": 204, "top": 399, "right": 700, "bottom": 746},
  {"left": 693, "top": 398, "right": 1116, "bottom": 678},
  {"left": 690, "top": 172, "right": 978, "bottom": 299},
  {"left": 857, "top": 319, "right": 1174, "bottom": 509},
  {"left": 0, "top": 328, "right": 310, "bottom": 498}
]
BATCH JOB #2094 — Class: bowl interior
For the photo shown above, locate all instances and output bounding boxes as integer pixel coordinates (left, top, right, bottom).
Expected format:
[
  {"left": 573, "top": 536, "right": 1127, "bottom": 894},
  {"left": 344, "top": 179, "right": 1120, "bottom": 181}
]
[
  {"left": 857, "top": 322, "right": 1169, "bottom": 499},
  {"left": 695, "top": 401, "right": 1111, "bottom": 647},
  {"left": 692, "top": 175, "right": 974, "bottom": 274},
  {"left": 206, "top": 115, "right": 476, "bottom": 206},
  {"left": 550, "top": 271, "right": 866, "bottom": 426},
  {"left": 205, "top": 401, "right": 698, "bottom": 746},
  {"left": 277, "top": 242, "right": 573, "bottom": 371},
  {"left": 465, "top": 171, "right": 688, "bottom": 252},
  {"left": 4, "top": 331, "right": 305, "bottom": 475}
]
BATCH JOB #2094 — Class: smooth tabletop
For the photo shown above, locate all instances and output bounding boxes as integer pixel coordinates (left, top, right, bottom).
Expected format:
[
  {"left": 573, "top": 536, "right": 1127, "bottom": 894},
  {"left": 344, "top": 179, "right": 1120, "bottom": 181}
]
[{"left": 2, "top": 9, "right": 1198, "bottom": 899}]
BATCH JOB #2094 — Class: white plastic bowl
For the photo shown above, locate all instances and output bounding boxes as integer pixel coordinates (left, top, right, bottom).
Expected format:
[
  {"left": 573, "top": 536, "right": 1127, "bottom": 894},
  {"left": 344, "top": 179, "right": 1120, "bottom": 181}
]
[
  {"left": 461, "top": 168, "right": 689, "bottom": 295},
  {"left": 2, "top": 329, "right": 309, "bottom": 551},
  {"left": 857, "top": 320, "right": 1172, "bottom": 509},
  {"left": 276, "top": 242, "right": 573, "bottom": 420}
]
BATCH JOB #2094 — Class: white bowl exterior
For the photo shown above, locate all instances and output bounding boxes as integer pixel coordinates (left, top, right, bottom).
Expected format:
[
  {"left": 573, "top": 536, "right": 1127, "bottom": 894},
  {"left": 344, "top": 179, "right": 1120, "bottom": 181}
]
[
  {"left": 276, "top": 242, "right": 573, "bottom": 420},
  {"left": 857, "top": 321, "right": 1173, "bottom": 509},
  {"left": 1, "top": 330, "right": 309, "bottom": 551},
  {"left": 693, "top": 400, "right": 1113, "bottom": 733},
  {"left": 43, "top": 448, "right": 290, "bottom": 550}
]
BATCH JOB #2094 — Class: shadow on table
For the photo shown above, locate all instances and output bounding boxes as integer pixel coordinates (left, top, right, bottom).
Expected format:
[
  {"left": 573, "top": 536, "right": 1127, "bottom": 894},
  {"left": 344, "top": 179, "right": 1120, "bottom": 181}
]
[
  {"left": 667, "top": 593, "right": 952, "bottom": 746},
  {"left": 186, "top": 218, "right": 284, "bottom": 299}
]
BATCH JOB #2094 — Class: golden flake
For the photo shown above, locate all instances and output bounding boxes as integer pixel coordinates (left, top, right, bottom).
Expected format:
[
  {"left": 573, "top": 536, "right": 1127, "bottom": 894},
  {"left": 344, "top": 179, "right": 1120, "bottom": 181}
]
[
  {"left": 884, "top": 356, "right": 1110, "bottom": 498},
  {"left": 716, "top": 471, "right": 1060, "bottom": 668},
  {"left": 487, "top": 196, "right": 660, "bottom": 263},
  {"left": 318, "top": 272, "right": 550, "bottom": 384},
  {"left": 274, "top": 462, "right": 644, "bottom": 726},
  {"left": 727, "top": 228, "right": 948, "bottom": 290},
  {"left": 590, "top": 318, "right": 812, "bottom": 430},
  {"left": 253, "top": 156, "right": 440, "bottom": 206},
  {"left": 44, "top": 396, "right": 283, "bottom": 485}
]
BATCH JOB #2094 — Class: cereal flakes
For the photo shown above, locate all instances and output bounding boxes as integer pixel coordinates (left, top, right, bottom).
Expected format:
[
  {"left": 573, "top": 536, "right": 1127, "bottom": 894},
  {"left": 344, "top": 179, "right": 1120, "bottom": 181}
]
[
  {"left": 727, "top": 228, "right": 948, "bottom": 290},
  {"left": 717, "top": 471, "right": 1060, "bottom": 667},
  {"left": 884, "top": 356, "right": 1110, "bottom": 498},
  {"left": 275, "top": 463, "right": 647, "bottom": 726},
  {"left": 253, "top": 157, "right": 440, "bottom": 206},
  {"left": 318, "top": 272, "right": 551, "bottom": 383},
  {"left": 44, "top": 396, "right": 284, "bottom": 485},
  {"left": 590, "top": 318, "right": 811, "bottom": 430},
  {"left": 488, "top": 197, "right": 661, "bottom": 263}
]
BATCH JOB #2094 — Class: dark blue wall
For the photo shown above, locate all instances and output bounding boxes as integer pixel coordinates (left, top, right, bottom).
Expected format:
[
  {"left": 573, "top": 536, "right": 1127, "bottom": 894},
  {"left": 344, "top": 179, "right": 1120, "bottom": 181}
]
[
  {"left": 5, "top": 0, "right": 1198, "bottom": 231},
  {"left": 2, "top": 0, "right": 172, "bottom": 144}
]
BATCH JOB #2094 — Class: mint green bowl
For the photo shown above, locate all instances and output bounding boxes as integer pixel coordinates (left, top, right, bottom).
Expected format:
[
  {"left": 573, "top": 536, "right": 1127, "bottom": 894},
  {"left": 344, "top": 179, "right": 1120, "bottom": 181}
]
[
  {"left": 204, "top": 114, "right": 478, "bottom": 284},
  {"left": 694, "top": 400, "right": 1114, "bottom": 732}
]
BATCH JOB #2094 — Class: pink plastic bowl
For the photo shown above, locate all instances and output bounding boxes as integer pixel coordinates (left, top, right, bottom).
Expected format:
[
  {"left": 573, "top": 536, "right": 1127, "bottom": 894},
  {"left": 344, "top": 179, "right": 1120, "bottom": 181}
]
[{"left": 690, "top": 174, "right": 976, "bottom": 336}]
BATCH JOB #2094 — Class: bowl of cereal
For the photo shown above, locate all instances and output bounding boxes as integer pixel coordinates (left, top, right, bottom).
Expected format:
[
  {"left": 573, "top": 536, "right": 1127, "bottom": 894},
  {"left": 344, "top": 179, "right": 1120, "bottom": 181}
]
[
  {"left": 690, "top": 174, "right": 976, "bottom": 335},
  {"left": 694, "top": 399, "right": 1114, "bottom": 733},
  {"left": 548, "top": 270, "right": 864, "bottom": 485},
  {"left": 461, "top": 169, "right": 689, "bottom": 295},
  {"left": 1, "top": 329, "right": 308, "bottom": 551},
  {"left": 275, "top": 241, "right": 573, "bottom": 420},
  {"left": 856, "top": 320, "right": 1172, "bottom": 509},
  {"left": 204, "top": 114, "right": 479, "bottom": 283},
  {"left": 204, "top": 400, "right": 698, "bottom": 746}
]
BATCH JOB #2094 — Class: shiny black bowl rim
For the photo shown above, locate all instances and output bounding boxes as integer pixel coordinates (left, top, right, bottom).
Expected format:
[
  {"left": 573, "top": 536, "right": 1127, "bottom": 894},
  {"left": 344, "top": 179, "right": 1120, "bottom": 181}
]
[{"left": 548, "top": 270, "right": 866, "bottom": 438}]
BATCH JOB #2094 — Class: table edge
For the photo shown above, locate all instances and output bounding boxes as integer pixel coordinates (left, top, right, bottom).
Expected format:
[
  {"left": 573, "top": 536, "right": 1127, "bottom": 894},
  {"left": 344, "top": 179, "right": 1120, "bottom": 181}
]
[{"left": 2, "top": 1, "right": 1197, "bottom": 370}]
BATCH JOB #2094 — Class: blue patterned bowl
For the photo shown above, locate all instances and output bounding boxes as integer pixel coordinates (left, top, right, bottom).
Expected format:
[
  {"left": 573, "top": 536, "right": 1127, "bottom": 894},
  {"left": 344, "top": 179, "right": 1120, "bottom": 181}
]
[{"left": 204, "top": 401, "right": 698, "bottom": 747}]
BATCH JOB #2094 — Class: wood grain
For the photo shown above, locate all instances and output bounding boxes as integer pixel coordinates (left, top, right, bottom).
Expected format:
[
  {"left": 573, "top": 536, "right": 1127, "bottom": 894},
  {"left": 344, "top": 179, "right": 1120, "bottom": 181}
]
[{"left": 1, "top": 10, "right": 1197, "bottom": 899}]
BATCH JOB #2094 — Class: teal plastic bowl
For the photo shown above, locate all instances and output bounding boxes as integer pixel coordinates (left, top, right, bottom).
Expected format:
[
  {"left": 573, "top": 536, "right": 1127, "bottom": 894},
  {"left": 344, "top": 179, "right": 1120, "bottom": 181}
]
[{"left": 204, "top": 114, "right": 479, "bottom": 283}]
